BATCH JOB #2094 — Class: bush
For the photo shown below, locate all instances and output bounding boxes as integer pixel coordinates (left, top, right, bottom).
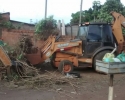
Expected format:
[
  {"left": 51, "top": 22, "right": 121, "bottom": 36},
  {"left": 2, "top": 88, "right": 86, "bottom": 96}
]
[
  {"left": 35, "top": 16, "right": 57, "bottom": 33},
  {"left": 35, "top": 16, "right": 57, "bottom": 40}
]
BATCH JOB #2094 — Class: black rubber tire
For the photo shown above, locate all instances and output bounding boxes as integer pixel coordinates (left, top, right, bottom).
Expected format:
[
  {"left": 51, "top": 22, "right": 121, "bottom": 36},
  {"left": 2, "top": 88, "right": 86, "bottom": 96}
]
[
  {"left": 58, "top": 60, "right": 73, "bottom": 74},
  {"left": 93, "top": 50, "right": 111, "bottom": 71}
]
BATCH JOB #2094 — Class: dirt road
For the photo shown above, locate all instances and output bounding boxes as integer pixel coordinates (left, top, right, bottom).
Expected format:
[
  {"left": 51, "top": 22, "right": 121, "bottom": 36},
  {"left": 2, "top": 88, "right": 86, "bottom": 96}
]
[{"left": 0, "top": 68, "right": 125, "bottom": 100}]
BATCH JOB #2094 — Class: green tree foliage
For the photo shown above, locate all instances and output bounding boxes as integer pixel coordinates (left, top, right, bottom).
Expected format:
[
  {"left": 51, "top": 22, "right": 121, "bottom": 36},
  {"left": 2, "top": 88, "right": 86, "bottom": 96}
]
[
  {"left": 0, "top": 13, "right": 15, "bottom": 29},
  {"left": 83, "top": 8, "right": 94, "bottom": 22},
  {"left": 92, "top": 1, "right": 101, "bottom": 21},
  {"left": 70, "top": 11, "right": 84, "bottom": 24},
  {"left": 0, "top": 21, "right": 15, "bottom": 30},
  {"left": 35, "top": 16, "right": 57, "bottom": 34},
  {"left": 2, "top": 21, "right": 15, "bottom": 29},
  {"left": 35, "top": 16, "right": 58, "bottom": 40},
  {"left": 70, "top": 8, "right": 95, "bottom": 24},
  {"left": 70, "top": 0, "right": 125, "bottom": 24},
  {"left": 70, "top": 1, "right": 101, "bottom": 24},
  {"left": 98, "top": 0, "right": 125, "bottom": 22}
]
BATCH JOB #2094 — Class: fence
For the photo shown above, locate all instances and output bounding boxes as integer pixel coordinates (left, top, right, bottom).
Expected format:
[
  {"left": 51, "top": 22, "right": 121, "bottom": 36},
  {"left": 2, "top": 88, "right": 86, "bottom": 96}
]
[{"left": 65, "top": 24, "right": 79, "bottom": 36}]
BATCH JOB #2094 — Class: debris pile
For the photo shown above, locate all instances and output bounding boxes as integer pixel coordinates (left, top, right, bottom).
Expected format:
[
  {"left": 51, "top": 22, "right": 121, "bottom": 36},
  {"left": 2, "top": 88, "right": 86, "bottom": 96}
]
[{"left": 0, "top": 34, "right": 81, "bottom": 91}]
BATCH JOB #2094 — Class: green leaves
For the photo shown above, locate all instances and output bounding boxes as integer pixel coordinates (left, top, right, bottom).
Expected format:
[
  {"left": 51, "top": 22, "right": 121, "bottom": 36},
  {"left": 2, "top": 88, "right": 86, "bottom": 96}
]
[
  {"left": 70, "top": 8, "right": 95, "bottom": 24},
  {"left": 98, "top": 0, "right": 125, "bottom": 22},
  {"left": 0, "top": 21, "right": 15, "bottom": 29},
  {"left": 70, "top": 1, "right": 102, "bottom": 24},
  {"left": 35, "top": 16, "right": 57, "bottom": 34},
  {"left": 70, "top": 0, "right": 125, "bottom": 24}
]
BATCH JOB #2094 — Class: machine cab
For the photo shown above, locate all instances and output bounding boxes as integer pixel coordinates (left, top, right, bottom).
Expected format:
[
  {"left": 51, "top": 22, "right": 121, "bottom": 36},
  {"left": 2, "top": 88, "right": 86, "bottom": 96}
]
[{"left": 77, "top": 22, "right": 114, "bottom": 57}]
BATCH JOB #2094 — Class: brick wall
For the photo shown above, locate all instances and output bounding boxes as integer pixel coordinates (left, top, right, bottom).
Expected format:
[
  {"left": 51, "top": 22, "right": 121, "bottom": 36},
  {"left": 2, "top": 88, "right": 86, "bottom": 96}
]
[
  {"left": 2, "top": 29, "right": 34, "bottom": 46},
  {"left": 1, "top": 12, "right": 10, "bottom": 21}
]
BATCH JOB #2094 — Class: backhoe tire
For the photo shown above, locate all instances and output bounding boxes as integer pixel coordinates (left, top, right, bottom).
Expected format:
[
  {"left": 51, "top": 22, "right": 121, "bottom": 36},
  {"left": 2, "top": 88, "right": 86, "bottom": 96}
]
[
  {"left": 58, "top": 60, "right": 73, "bottom": 74},
  {"left": 93, "top": 50, "right": 111, "bottom": 72}
]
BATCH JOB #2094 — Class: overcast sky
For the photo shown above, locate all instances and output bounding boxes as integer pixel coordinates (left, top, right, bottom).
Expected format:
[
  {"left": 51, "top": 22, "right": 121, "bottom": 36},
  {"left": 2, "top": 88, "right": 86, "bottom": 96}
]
[{"left": 0, "top": 0, "right": 125, "bottom": 24}]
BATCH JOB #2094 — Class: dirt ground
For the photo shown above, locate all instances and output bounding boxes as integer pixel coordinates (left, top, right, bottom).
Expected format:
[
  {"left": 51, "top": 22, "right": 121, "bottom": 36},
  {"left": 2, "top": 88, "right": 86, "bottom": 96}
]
[{"left": 0, "top": 67, "right": 125, "bottom": 100}]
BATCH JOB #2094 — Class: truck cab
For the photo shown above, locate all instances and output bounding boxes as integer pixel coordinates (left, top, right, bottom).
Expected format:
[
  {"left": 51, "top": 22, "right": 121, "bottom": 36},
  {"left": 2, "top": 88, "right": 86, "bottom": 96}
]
[{"left": 77, "top": 22, "right": 115, "bottom": 58}]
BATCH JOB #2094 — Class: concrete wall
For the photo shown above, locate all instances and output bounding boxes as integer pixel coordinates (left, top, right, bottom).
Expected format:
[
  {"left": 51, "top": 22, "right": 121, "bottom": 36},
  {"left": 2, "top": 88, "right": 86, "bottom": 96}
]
[{"left": 65, "top": 25, "right": 79, "bottom": 36}]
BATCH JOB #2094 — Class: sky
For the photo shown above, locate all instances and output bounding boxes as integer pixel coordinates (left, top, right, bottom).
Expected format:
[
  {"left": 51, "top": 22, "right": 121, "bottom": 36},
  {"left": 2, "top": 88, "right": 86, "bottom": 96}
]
[{"left": 0, "top": 0, "right": 125, "bottom": 24}]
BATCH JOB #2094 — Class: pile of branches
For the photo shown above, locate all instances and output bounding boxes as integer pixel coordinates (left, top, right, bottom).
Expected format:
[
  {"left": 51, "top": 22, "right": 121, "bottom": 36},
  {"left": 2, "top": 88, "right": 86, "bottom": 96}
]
[
  {"left": 0, "top": 34, "right": 83, "bottom": 94},
  {"left": 0, "top": 34, "right": 37, "bottom": 80},
  {"left": 12, "top": 62, "right": 81, "bottom": 92}
]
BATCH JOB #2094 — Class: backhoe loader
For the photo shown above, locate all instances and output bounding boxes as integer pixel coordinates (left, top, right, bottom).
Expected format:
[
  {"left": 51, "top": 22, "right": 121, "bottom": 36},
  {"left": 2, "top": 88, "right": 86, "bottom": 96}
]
[{"left": 25, "top": 11, "right": 125, "bottom": 74}]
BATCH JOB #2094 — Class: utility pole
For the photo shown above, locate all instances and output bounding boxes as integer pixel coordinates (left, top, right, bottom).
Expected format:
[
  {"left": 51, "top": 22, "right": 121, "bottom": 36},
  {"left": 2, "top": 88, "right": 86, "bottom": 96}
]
[
  {"left": 79, "top": 0, "right": 83, "bottom": 24},
  {"left": 45, "top": 0, "right": 47, "bottom": 19}
]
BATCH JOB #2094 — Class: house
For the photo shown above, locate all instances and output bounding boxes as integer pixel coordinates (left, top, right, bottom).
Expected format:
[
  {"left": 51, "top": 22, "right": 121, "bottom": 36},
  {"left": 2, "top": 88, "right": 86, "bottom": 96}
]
[{"left": 0, "top": 12, "right": 35, "bottom": 30}]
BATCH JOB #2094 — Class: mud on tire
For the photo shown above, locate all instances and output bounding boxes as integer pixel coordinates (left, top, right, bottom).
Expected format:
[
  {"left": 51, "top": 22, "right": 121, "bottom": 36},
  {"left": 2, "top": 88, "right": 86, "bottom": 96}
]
[{"left": 58, "top": 60, "right": 73, "bottom": 74}]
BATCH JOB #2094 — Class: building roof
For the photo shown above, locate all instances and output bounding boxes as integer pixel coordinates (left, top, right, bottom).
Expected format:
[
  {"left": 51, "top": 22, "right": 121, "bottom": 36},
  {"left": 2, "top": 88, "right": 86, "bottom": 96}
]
[
  {"left": 10, "top": 20, "right": 35, "bottom": 26},
  {"left": 0, "top": 12, "right": 10, "bottom": 15},
  {"left": 1, "top": 12, "right": 35, "bottom": 26}
]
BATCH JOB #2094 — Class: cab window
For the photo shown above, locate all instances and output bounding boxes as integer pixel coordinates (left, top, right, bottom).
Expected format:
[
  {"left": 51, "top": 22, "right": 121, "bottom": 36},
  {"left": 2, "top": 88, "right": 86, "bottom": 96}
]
[
  {"left": 87, "top": 25, "right": 102, "bottom": 41},
  {"left": 78, "top": 26, "right": 88, "bottom": 40}
]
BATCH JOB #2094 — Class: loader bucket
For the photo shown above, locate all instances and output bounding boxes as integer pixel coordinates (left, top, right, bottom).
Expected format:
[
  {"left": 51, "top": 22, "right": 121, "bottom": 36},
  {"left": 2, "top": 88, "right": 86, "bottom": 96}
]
[
  {"left": 25, "top": 35, "right": 56, "bottom": 65},
  {"left": 25, "top": 51, "right": 43, "bottom": 65}
]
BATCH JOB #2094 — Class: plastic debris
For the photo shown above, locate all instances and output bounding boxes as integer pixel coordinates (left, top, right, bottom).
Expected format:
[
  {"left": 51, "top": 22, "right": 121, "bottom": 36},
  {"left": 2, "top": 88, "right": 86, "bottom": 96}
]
[{"left": 116, "top": 52, "right": 125, "bottom": 62}]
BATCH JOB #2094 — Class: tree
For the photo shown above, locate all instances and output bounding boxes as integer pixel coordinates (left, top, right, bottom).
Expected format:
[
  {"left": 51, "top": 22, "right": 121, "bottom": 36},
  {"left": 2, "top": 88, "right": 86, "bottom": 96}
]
[
  {"left": 70, "top": 8, "right": 95, "bottom": 24},
  {"left": 92, "top": 1, "right": 101, "bottom": 21},
  {"left": 70, "top": 11, "right": 84, "bottom": 24},
  {"left": 35, "top": 15, "right": 57, "bottom": 33},
  {"left": 70, "top": 1, "right": 101, "bottom": 24},
  {"left": 35, "top": 16, "right": 58, "bottom": 39},
  {"left": 83, "top": 8, "right": 94, "bottom": 22},
  {"left": 98, "top": 0, "right": 125, "bottom": 22},
  {"left": 70, "top": 0, "right": 125, "bottom": 24}
]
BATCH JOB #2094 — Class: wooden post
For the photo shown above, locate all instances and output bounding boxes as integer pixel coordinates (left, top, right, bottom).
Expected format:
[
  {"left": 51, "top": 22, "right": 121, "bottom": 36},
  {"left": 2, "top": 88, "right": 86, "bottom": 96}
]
[{"left": 108, "top": 74, "right": 114, "bottom": 100}]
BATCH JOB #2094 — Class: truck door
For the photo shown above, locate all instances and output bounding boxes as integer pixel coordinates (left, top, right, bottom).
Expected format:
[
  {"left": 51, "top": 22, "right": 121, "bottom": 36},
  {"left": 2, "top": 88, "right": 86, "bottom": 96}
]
[
  {"left": 84, "top": 25, "right": 102, "bottom": 57},
  {"left": 77, "top": 26, "right": 88, "bottom": 54},
  {"left": 102, "top": 25, "right": 114, "bottom": 46}
]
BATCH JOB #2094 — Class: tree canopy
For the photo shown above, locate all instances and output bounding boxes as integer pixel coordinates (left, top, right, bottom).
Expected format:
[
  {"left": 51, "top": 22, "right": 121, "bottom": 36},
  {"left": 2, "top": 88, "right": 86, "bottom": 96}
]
[
  {"left": 70, "top": 0, "right": 125, "bottom": 24},
  {"left": 35, "top": 16, "right": 58, "bottom": 40},
  {"left": 98, "top": 0, "right": 125, "bottom": 22},
  {"left": 35, "top": 16, "right": 57, "bottom": 34}
]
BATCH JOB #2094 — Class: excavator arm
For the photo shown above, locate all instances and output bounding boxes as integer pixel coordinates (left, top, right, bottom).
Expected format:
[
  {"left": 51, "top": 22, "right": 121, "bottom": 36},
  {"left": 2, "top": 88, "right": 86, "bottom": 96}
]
[{"left": 110, "top": 11, "right": 125, "bottom": 53}]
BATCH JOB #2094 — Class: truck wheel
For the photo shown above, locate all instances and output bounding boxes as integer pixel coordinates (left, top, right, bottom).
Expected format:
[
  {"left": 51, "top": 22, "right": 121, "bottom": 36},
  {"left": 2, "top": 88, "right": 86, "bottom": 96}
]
[
  {"left": 58, "top": 60, "right": 73, "bottom": 74},
  {"left": 93, "top": 50, "right": 111, "bottom": 71}
]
